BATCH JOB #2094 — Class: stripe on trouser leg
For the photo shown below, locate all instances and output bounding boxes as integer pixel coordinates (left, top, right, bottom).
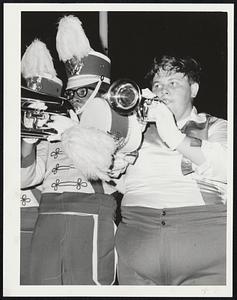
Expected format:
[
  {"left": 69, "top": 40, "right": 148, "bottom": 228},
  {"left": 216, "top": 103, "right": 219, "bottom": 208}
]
[
  {"left": 40, "top": 212, "right": 100, "bottom": 284},
  {"left": 39, "top": 211, "right": 115, "bottom": 285},
  {"left": 91, "top": 214, "right": 100, "bottom": 285},
  {"left": 113, "top": 221, "right": 118, "bottom": 284},
  {"left": 93, "top": 217, "right": 117, "bottom": 285}
]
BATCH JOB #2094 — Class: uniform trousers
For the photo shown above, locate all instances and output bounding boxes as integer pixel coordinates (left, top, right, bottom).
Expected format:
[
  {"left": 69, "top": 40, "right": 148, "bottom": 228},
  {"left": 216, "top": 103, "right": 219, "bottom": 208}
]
[
  {"left": 20, "top": 207, "right": 39, "bottom": 284},
  {"left": 115, "top": 204, "right": 226, "bottom": 285},
  {"left": 29, "top": 192, "right": 117, "bottom": 285}
]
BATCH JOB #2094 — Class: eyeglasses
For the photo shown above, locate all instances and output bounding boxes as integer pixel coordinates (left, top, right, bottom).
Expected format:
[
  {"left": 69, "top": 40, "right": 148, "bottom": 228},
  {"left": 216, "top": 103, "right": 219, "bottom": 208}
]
[{"left": 64, "top": 87, "right": 89, "bottom": 100}]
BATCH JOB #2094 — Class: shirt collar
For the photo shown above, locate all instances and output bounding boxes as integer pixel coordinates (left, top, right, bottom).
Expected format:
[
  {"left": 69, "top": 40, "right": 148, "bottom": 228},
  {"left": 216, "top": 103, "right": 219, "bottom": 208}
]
[{"left": 176, "top": 107, "right": 207, "bottom": 129}]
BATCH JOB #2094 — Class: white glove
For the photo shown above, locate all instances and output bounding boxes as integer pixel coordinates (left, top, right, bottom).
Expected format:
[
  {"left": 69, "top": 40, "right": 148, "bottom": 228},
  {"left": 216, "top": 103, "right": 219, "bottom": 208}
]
[
  {"left": 109, "top": 153, "right": 129, "bottom": 178},
  {"left": 28, "top": 102, "right": 48, "bottom": 110},
  {"left": 141, "top": 88, "right": 157, "bottom": 99},
  {"left": 109, "top": 151, "right": 138, "bottom": 178},
  {"left": 22, "top": 138, "right": 38, "bottom": 144},
  {"left": 23, "top": 102, "right": 49, "bottom": 130},
  {"left": 147, "top": 102, "right": 186, "bottom": 150},
  {"left": 46, "top": 110, "right": 79, "bottom": 142}
]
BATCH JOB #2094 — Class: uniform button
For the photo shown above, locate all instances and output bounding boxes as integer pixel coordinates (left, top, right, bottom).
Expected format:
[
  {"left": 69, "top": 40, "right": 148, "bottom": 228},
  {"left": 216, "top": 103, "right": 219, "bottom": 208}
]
[
  {"left": 162, "top": 210, "right": 166, "bottom": 216},
  {"left": 161, "top": 220, "right": 166, "bottom": 226}
]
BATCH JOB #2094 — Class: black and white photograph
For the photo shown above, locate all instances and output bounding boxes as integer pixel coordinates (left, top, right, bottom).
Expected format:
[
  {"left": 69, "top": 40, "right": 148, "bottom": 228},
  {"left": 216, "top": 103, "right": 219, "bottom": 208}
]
[{"left": 3, "top": 3, "right": 234, "bottom": 297}]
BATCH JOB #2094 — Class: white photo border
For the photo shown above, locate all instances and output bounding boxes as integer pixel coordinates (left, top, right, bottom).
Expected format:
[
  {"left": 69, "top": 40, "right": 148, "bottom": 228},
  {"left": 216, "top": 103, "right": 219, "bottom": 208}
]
[{"left": 3, "top": 2, "right": 234, "bottom": 297}]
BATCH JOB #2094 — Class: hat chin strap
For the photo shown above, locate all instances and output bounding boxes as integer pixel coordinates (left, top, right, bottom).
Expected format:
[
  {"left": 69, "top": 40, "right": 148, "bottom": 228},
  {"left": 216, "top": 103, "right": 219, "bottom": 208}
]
[{"left": 76, "top": 78, "right": 103, "bottom": 115}]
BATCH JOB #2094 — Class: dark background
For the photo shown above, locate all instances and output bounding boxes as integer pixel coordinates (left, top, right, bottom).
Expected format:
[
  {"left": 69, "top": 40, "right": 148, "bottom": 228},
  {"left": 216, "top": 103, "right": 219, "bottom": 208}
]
[{"left": 21, "top": 11, "right": 227, "bottom": 119}]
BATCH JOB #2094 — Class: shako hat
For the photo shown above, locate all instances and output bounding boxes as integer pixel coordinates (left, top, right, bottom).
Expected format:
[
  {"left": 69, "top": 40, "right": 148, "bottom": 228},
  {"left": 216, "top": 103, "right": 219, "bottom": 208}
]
[
  {"left": 21, "top": 39, "right": 62, "bottom": 96},
  {"left": 56, "top": 15, "right": 110, "bottom": 93}
]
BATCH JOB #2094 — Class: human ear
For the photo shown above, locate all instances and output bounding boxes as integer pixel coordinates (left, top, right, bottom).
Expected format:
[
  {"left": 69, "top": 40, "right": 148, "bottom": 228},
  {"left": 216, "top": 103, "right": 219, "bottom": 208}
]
[{"left": 191, "top": 82, "right": 199, "bottom": 98}]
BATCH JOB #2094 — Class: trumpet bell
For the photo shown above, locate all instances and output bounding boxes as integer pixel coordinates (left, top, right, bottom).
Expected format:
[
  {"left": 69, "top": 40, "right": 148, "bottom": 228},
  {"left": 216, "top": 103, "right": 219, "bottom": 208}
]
[
  {"left": 106, "top": 79, "right": 142, "bottom": 115},
  {"left": 21, "top": 86, "right": 74, "bottom": 140}
]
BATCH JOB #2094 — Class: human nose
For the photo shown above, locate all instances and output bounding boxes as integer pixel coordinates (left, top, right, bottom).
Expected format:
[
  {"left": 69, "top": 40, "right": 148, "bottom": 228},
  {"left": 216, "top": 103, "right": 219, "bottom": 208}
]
[{"left": 154, "top": 84, "right": 169, "bottom": 98}]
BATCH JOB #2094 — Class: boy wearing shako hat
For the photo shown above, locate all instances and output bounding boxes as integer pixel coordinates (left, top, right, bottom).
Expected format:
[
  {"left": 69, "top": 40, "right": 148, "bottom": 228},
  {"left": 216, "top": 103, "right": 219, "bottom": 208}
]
[{"left": 21, "top": 15, "right": 142, "bottom": 285}]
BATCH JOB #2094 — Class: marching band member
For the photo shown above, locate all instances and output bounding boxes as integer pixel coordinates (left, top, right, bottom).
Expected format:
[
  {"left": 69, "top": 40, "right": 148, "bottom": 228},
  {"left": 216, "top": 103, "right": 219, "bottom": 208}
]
[
  {"left": 20, "top": 39, "right": 61, "bottom": 284},
  {"left": 21, "top": 16, "right": 142, "bottom": 285},
  {"left": 114, "top": 55, "right": 227, "bottom": 285}
]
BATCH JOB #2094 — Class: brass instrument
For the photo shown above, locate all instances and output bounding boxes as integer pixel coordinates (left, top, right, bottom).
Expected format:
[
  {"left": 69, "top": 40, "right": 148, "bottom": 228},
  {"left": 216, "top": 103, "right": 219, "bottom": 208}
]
[
  {"left": 105, "top": 79, "right": 141, "bottom": 115},
  {"left": 21, "top": 86, "right": 74, "bottom": 140},
  {"left": 21, "top": 79, "right": 158, "bottom": 139},
  {"left": 106, "top": 79, "right": 159, "bottom": 123}
]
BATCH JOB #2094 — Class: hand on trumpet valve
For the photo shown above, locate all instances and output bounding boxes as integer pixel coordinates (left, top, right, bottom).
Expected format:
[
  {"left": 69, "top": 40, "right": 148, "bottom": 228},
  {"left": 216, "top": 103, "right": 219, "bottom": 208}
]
[
  {"left": 46, "top": 109, "right": 79, "bottom": 142},
  {"left": 148, "top": 102, "right": 186, "bottom": 150},
  {"left": 141, "top": 88, "right": 157, "bottom": 100}
]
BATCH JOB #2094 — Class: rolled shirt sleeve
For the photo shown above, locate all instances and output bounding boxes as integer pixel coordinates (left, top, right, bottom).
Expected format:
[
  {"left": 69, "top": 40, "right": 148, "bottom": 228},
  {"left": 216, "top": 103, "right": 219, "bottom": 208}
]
[
  {"left": 193, "top": 118, "right": 227, "bottom": 182},
  {"left": 21, "top": 141, "right": 49, "bottom": 189}
]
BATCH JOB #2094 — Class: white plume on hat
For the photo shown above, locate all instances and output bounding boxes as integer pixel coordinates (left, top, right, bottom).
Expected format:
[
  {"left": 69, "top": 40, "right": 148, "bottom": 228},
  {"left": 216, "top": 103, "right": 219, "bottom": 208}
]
[
  {"left": 21, "top": 39, "right": 57, "bottom": 79},
  {"left": 56, "top": 15, "right": 91, "bottom": 62}
]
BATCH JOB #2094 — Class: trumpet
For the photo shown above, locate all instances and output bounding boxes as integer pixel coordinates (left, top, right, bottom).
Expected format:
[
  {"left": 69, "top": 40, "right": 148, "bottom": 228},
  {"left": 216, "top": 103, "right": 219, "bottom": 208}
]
[
  {"left": 21, "top": 86, "right": 74, "bottom": 140},
  {"left": 105, "top": 79, "right": 160, "bottom": 123},
  {"left": 21, "top": 79, "right": 158, "bottom": 139}
]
